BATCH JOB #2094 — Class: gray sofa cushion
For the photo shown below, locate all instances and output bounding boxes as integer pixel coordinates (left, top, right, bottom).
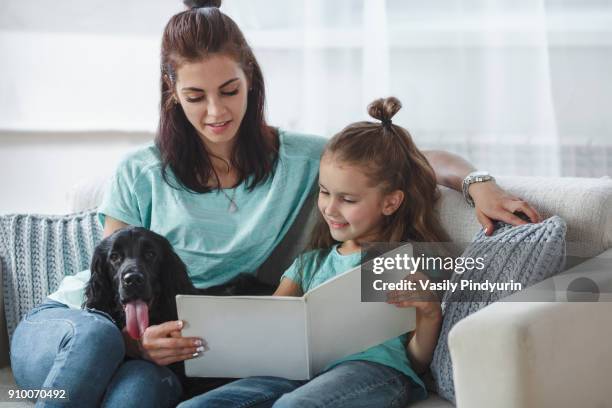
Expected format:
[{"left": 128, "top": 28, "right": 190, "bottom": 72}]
[
  {"left": 430, "top": 216, "right": 567, "bottom": 402},
  {"left": 0, "top": 211, "right": 102, "bottom": 339}
]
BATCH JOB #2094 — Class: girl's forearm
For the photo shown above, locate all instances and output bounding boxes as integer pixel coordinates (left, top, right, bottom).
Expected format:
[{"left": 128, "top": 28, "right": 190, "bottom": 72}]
[
  {"left": 422, "top": 150, "right": 476, "bottom": 191},
  {"left": 273, "top": 277, "right": 303, "bottom": 296},
  {"left": 407, "top": 314, "right": 443, "bottom": 374}
]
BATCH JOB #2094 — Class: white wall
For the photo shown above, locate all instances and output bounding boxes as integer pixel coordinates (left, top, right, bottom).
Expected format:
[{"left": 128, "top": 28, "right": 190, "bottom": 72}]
[
  {"left": 1, "top": 0, "right": 611, "bottom": 214},
  {"left": 0, "top": 132, "right": 152, "bottom": 214},
  {"left": 0, "top": 1, "right": 173, "bottom": 214}
]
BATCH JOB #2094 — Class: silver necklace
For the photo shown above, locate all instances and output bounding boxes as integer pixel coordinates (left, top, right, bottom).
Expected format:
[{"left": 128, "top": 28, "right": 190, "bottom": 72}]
[
  {"left": 214, "top": 158, "right": 238, "bottom": 213},
  {"left": 221, "top": 187, "right": 238, "bottom": 213}
]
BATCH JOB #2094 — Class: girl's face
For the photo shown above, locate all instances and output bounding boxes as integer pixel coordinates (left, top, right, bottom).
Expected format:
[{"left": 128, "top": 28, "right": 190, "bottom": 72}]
[
  {"left": 318, "top": 154, "right": 403, "bottom": 248},
  {"left": 174, "top": 54, "right": 249, "bottom": 151}
]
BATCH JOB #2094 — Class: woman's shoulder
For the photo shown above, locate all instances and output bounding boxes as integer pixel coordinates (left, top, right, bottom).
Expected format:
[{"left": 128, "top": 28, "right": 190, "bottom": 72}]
[
  {"left": 114, "top": 143, "right": 163, "bottom": 182},
  {"left": 120, "top": 143, "right": 161, "bottom": 165},
  {"left": 277, "top": 129, "right": 327, "bottom": 161}
]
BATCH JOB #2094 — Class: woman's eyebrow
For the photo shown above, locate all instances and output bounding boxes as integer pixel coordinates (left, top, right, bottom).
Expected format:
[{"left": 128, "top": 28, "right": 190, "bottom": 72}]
[
  {"left": 180, "top": 78, "right": 240, "bottom": 93},
  {"left": 181, "top": 87, "right": 204, "bottom": 92},
  {"left": 219, "top": 78, "right": 240, "bottom": 88}
]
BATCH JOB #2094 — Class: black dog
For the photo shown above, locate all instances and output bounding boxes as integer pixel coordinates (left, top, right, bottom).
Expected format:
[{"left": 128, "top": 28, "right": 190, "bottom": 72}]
[{"left": 83, "top": 226, "right": 274, "bottom": 395}]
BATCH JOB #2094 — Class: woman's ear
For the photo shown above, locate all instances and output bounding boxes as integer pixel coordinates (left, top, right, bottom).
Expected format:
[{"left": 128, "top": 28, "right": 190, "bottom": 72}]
[{"left": 382, "top": 190, "right": 405, "bottom": 216}]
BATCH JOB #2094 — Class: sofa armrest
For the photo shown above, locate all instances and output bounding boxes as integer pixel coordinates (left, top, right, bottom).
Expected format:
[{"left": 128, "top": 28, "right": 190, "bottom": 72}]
[{"left": 448, "top": 248, "right": 612, "bottom": 408}]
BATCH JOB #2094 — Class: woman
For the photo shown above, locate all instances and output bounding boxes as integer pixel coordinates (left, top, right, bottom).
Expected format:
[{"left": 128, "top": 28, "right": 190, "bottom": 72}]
[{"left": 10, "top": 1, "right": 540, "bottom": 407}]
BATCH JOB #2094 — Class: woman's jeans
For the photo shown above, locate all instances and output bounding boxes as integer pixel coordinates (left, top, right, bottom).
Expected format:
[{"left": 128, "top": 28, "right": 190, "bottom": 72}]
[
  {"left": 10, "top": 299, "right": 183, "bottom": 408},
  {"left": 177, "top": 360, "right": 414, "bottom": 408}
]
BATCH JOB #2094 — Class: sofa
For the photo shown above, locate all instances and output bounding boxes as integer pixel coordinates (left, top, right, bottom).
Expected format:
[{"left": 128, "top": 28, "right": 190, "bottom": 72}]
[{"left": 1, "top": 174, "right": 611, "bottom": 408}]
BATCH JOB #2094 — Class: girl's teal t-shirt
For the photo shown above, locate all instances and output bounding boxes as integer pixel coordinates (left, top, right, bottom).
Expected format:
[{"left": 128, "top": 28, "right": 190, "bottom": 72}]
[
  {"left": 281, "top": 246, "right": 427, "bottom": 401},
  {"left": 48, "top": 130, "right": 325, "bottom": 307}
]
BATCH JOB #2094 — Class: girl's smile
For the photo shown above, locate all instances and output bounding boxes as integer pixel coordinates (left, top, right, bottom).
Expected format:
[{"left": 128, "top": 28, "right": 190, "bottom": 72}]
[{"left": 327, "top": 219, "right": 349, "bottom": 229}]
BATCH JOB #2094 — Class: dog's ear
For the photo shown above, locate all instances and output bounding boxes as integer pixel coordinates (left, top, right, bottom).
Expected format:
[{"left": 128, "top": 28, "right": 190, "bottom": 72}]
[
  {"left": 83, "top": 238, "right": 116, "bottom": 313},
  {"left": 146, "top": 235, "right": 196, "bottom": 323},
  {"left": 159, "top": 240, "right": 196, "bottom": 296}
]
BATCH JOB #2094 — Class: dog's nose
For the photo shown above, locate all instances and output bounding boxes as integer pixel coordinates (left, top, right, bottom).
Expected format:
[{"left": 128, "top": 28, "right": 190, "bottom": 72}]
[{"left": 122, "top": 272, "right": 145, "bottom": 287}]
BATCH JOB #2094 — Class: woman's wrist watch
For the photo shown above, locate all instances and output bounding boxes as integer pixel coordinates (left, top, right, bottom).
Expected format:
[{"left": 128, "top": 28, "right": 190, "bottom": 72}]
[{"left": 462, "top": 170, "right": 495, "bottom": 207}]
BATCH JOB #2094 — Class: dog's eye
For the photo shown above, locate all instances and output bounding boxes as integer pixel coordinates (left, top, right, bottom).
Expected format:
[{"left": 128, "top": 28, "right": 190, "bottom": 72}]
[
  {"left": 109, "top": 252, "right": 121, "bottom": 262},
  {"left": 144, "top": 250, "right": 156, "bottom": 260}
]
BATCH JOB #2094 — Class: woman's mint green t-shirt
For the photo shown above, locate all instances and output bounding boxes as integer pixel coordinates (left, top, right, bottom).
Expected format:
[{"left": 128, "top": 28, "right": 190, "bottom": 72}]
[
  {"left": 281, "top": 246, "right": 427, "bottom": 401},
  {"left": 48, "top": 130, "right": 325, "bottom": 307}
]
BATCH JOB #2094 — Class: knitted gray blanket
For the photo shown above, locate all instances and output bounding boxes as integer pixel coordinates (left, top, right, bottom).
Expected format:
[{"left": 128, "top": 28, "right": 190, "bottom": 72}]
[
  {"left": 430, "top": 215, "right": 567, "bottom": 402},
  {"left": 0, "top": 211, "right": 102, "bottom": 339}
]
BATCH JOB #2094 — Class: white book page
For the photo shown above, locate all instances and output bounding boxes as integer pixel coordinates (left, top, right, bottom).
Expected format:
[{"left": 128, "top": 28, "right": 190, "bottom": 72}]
[
  {"left": 177, "top": 295, "right": 310, "bottom": 380},
  {"left": 305, "top": 253, "right": 416, "bottom": 375}
]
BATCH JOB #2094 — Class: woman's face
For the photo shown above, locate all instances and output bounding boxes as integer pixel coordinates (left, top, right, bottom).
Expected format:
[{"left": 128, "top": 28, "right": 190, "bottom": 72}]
[{"left": 174, "top": 54, "right": 249, "bottom": 151}]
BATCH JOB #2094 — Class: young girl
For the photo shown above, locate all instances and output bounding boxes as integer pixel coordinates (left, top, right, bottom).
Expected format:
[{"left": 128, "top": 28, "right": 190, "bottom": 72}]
[{"left": 178, "top": 96, "right": 448, "bottom": 407}]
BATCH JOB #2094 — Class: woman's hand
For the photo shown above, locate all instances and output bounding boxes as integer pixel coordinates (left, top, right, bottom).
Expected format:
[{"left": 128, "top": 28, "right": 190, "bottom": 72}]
[
  {"left": 469, "top": 181, "right": 542, "bottom": 236},
  {"left": 421, "top": 150, "right": 541, "bottom": 236},
  {"left": 132, "top": 320, "right": 206, "bottom": 366}
]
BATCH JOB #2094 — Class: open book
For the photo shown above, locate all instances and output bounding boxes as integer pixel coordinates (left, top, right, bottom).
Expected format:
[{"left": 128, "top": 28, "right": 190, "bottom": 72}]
[{"left": 176, "top": 256, "right": 415, "bottom": 380}]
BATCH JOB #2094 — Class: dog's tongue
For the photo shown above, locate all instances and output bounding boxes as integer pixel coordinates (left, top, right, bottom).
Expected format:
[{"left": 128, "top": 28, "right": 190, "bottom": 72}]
[{"left": 124, "top": 300, "right": 149, "bottom": 340}]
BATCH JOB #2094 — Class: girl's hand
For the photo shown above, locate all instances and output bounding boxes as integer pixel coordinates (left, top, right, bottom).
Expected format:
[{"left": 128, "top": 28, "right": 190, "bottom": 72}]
[
  {"left": 386, "top": 272, "right": 442, "bottom": 321},
  {"left": 469, "top": 181, "right": 542, "bottom": 236},
  {"left": 133, "top": 320, "right": 206, "bottom": 366}
]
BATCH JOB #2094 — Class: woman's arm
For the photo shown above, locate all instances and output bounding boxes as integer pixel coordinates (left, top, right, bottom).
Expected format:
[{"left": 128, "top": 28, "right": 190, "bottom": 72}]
[
  {"left": 422, "top": 149, "right": 475, "bottom": 191},
  {"left": 102, "top": 215, "right": 129, "bottom": 238},
  {"left": 422, "top": 150, "right": 541, "bottom": 235}
]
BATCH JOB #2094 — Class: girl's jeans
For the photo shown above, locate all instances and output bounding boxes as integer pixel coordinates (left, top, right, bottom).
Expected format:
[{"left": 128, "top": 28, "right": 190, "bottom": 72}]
[
  {"left": 10, "top": 299, "right": 182, "bottom": 407},
  {"left": 177, "top": 360, "right": 414, "bottom": 408}
]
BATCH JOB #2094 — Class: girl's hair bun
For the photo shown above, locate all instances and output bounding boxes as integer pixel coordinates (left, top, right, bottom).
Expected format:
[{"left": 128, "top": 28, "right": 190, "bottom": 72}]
[
  {"left": 183, "top": 0, "right": 222, "bottom": 9},
  {"left": 367, "top": 97, "right": 402, "bottom": 124}
]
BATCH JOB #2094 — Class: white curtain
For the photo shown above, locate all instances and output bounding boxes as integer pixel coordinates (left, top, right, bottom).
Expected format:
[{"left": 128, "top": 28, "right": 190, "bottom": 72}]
[
  {"left": 225, "top": 0, "right": 612, "bottom": 177},
  {"left": 1, "top": 0, "right": 611, "bottom": 177}
]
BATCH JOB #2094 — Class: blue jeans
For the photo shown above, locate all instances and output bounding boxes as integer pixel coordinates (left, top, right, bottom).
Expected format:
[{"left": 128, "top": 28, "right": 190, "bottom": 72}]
[
  {"left": 10, "top": 299, "right": 183, "bottom": 407},
  {"left": 177, "top": 360, "right": 414, "bottom": 408}
]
